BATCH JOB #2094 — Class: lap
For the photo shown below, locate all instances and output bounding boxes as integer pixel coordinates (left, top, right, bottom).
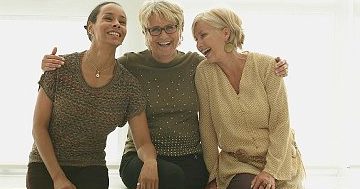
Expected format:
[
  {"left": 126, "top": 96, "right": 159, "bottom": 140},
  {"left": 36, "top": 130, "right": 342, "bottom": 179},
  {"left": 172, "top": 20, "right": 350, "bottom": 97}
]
[
  {"left": 120, "top": 152, "right": 209, "bottom": 189},
  {"left": 26, "top": 162, "right": 109, "bottom": 189}
]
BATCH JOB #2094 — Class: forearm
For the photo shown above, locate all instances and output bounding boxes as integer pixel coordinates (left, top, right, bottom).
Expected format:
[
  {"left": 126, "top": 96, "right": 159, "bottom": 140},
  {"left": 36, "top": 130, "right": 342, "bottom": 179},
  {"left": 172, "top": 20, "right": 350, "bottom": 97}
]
[
  {"left": 33, "top": 127, "right": 65, "bottom": 181},
  {"left": 136, "top": 142, "right": 157, "bottom": 163}
]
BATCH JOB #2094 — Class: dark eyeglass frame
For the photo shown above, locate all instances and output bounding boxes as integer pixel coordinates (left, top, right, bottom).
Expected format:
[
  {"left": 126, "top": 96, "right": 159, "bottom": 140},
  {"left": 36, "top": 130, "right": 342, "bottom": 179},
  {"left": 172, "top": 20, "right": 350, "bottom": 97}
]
[{"left": 146, "top": 24, "right": 178, "bottom": 36}]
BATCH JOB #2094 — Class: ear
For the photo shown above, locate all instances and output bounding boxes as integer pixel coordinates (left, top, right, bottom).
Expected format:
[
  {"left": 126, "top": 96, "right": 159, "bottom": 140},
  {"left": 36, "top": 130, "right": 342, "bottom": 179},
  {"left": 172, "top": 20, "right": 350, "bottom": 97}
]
[
  {"left": 87, "top": 22, "right": 94, "bottom": 35},
  {"left": 222, "top": 27, "right": 231, "bottom": 41}
]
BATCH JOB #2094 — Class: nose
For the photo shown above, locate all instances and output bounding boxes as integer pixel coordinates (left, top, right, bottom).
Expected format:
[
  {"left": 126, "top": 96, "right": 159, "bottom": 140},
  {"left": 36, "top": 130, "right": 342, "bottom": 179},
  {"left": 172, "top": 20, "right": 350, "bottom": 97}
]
[
  {"left": 113, "top": 20, "right": 121, "bottom": 28},
  {"left": 158, "top": 29, "right": 168, "bottom": 37},
  {"left": 196, "top": 40, "right": 202, "bottom": 51}
]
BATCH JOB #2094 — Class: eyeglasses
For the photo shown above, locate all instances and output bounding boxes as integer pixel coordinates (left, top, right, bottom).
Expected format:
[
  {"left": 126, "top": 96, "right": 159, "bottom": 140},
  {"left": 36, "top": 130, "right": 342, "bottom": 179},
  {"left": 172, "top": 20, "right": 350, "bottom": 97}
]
[{"left": 146, "top": 24, "right": 178, "bottom": 36}]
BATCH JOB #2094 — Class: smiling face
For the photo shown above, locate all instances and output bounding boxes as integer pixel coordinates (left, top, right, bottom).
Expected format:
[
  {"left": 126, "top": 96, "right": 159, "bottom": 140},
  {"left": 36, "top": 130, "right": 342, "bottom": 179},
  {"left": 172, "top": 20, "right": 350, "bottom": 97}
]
[
  {"left": 88, "top": 3, "right": 127, "bottom": 47},
  {"left": 193, "top": 20, "right": 229, "bottom": 63},
  {"left": 145, "top": 14, "right": 181, "bottom": 62}
]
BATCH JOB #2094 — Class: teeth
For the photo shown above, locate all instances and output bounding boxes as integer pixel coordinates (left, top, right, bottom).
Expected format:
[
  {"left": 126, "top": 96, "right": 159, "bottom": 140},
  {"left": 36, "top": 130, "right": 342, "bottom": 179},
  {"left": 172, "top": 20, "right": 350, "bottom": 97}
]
[
  {"left": 202, "top": 48, "right": 210, "bottom": 55},
  {"left": 158, "top": 42, "right": 171, "bottom": 46},
  {"left": 108, "top": 32, "right": 120, "bottom": 37}
]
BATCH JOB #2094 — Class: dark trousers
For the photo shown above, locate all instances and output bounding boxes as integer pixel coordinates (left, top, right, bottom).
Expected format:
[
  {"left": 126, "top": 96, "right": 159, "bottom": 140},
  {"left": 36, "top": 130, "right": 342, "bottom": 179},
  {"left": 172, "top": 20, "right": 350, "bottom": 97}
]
[
  {"left": 120, "top": 151, "right": 209, "bottom": 189},
  {"left": 227, "top": 173, "right": 256, "bottom": 189},
  {"left": 26, "top": 162, "right": 109, "bottom": 189}
]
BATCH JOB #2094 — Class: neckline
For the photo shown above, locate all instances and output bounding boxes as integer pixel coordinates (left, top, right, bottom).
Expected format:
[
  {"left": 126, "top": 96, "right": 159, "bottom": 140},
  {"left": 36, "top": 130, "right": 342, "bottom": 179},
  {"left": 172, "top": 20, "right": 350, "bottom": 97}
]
[
  {"left": 78, "top": 51, "right": 119, "bottom": 89},
  {"left": 218, "top": 52, "right": 250, "bottom": 96},
  {"left": 144, "top": 50, "right": 182, "bottom": 68}
]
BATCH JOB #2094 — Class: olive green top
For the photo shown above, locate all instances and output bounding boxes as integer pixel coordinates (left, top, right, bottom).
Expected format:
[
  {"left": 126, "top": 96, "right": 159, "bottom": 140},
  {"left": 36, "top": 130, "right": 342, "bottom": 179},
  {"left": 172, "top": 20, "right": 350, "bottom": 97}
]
[{"left": 119, "top": 50, "right": 204, "bottom": 156}]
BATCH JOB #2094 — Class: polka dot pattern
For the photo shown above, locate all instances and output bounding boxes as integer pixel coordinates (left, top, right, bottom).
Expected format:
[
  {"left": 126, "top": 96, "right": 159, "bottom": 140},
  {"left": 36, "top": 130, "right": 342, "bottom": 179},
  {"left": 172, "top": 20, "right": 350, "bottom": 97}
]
[{"left": 120, "top": 50, "right": 205, "bottom": 156}]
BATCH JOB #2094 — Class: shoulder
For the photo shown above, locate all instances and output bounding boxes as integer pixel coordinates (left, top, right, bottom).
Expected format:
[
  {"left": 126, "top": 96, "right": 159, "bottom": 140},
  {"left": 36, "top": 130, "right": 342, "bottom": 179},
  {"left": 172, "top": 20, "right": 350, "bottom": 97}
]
[
  {"left": 117, "top": 50, "right": 150, "bottom": 67},
  {"left": 248, "top": 51, "right": 276, "bottom": 69},
  {"left": 117, "top": 62, "right": 137, "bottom": 81},
  {"left": 196, "top": 59, "right": 208, "bottom": 68},
  {"left": 60, "top": 51, "right": 81, "bottom": 63},
  {"left": 178, "top": 51, "right": 204, "bottom": 66},
  {"left": 196, "top": 59, "right": 214, "bottom": 72},
  {"left": 57, "top": 51, "right": 82, "bottom": 71}
]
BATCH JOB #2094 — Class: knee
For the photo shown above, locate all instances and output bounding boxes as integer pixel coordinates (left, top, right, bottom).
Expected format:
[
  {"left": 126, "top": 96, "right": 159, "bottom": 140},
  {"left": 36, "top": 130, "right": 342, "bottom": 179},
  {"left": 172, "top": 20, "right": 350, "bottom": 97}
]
[{"left": 158, "top": 162, "right": 185, "bottom": 189}]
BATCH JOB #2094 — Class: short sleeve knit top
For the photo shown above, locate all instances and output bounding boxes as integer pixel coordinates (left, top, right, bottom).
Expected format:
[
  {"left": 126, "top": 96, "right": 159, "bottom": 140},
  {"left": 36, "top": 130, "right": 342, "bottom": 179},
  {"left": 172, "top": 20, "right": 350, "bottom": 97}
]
[{"left": 29, "top": 51, "right": 146, "bottom": 166}]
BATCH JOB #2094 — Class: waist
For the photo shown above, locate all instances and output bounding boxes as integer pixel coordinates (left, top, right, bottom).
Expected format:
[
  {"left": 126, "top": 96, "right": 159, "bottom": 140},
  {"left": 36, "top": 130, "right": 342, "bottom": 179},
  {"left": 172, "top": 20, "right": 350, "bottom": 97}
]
[{"left": 224, "top": 149, "right": 266, "bottom": 165}]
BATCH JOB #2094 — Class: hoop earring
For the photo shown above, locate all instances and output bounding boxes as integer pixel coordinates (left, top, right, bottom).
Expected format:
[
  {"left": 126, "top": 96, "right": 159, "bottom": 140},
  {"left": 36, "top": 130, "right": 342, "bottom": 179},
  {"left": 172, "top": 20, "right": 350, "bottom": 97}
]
[{"left": 224, "top": 43, "right": 235, "bottom": 53}]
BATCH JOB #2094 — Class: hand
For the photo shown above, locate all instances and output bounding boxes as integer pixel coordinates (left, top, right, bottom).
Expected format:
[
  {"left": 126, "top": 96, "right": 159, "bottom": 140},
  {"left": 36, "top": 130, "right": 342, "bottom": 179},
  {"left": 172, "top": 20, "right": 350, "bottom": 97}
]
[
  {"left": 137, "top": 159, "right": 159, "bottom": 189},
  {"left": 41, "top": 47, "right": 65, "bottom": 71},
  {"left": 204, "top": 179, "right": 217, "bottom": 189},
  {"left": 251, "top": 171, "right": 275, "bottom": 189},
  {"left": 274, "top": 57, "right": 288, "bottom": 77},
  {"left": 53, "top": 174, "right": 76, "bottom": 189}
]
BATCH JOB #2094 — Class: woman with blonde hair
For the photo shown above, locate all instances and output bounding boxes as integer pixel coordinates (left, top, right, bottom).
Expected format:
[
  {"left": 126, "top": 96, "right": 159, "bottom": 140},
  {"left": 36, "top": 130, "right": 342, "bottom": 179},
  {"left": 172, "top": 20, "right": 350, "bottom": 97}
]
[
  {"left": 192, "top": 8, "right": 305, "bottom": 189},
  {"left": 40, "top": 1, "right": 289, "bottom": 189}
]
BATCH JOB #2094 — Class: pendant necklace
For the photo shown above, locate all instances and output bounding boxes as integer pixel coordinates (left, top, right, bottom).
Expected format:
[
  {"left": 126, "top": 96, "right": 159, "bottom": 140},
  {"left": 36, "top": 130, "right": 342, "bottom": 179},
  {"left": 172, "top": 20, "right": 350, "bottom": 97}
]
[{"left": 89, "top": 60, "right": 116, "bottom": 78}]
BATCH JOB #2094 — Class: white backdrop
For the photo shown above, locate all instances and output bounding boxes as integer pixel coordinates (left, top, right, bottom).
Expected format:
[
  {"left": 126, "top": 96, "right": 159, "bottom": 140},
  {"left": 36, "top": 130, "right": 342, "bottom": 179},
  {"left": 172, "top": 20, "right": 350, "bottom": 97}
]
[{"left": 0, "top": 0, "right": 359, "bottom": 170}]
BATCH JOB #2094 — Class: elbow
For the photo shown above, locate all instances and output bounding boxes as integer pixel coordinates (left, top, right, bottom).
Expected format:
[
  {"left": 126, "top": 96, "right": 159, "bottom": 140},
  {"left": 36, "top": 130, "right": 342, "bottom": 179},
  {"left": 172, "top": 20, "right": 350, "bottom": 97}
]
[{"left": 32, "top": 124, "right": 47, "bottom": 141}]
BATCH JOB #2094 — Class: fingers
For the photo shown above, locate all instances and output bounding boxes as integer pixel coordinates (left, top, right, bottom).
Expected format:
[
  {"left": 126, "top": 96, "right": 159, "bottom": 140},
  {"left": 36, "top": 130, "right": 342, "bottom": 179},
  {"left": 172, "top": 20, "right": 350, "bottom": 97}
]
[
  {"left": 251, "top": 177, "right": 256, "bottom": 188},
  {"left": 254, "top": 181, "right": 274, "bottom": 189},
  {"left": 51, "top": 47, "right": 57, "bottom": 55},
  {"left": 41, "top": 48, "right": 65, "bottom": 71},
  {"left": 275, "top": 57, "right": 281, "bottom": 63},
  {"left": 275, "top": 59, "right": 288, "bottom": 77},
  {"left": 251, "top": 174, "right": 276, "bottom": 189},
  {"left": 276, "top": 60, "right": 286, "bottom": 68},
  {"left": 251, "top": 177, "right": 262, "bottom": 189},
  {"left": 136, "top": 180, "right": 158, "bottom": 189},
  {"left": 265, "top": 183, "right": 272, "bottom": 189}
]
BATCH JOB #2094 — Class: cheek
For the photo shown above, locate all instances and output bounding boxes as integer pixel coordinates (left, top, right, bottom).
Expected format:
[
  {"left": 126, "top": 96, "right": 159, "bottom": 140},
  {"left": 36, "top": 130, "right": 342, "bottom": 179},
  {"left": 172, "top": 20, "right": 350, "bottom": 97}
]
[
  {"left": 168, "top": 34, "right": 180, "bottom": 48},
  {"left": 122, "top": 27, "right": 127, "bottom": 37},
  {"left": 148, "top": 38, "right": 157, "bottom": 47},
  {"left": 145, "top": 36, "right": 155, "bottom": 48}
]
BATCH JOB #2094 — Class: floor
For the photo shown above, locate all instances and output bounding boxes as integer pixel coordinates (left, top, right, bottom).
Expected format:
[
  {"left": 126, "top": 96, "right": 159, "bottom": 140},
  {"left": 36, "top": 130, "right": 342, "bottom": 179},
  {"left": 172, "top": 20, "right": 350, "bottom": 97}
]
[{"left": 1, "top": 166, "right": 359, "bottom": 189}]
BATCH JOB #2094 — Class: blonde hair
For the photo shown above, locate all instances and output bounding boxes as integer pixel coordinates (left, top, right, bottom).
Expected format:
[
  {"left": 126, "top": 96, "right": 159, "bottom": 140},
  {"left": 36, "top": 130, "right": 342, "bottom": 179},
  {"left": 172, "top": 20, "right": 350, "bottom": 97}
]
[
  {"left": 139, "top": 0, "right": 184, "bottom": 33},
  {"left": 192, "top": 8, "right": 245, "bottom": 49}
]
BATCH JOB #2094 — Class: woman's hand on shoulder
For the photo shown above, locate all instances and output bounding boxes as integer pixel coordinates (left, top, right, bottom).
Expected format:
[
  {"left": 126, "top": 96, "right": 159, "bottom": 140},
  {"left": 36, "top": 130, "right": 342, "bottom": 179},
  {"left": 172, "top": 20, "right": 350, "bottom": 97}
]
[
  {"left": 274, "top": 57, "right": 288, "bottom": 77},
  {"left": 251, "top": 171, "right": 275, "bottom": 189},
  {"left": 42, "top": 47, "right": 65, "bottom": 71}
]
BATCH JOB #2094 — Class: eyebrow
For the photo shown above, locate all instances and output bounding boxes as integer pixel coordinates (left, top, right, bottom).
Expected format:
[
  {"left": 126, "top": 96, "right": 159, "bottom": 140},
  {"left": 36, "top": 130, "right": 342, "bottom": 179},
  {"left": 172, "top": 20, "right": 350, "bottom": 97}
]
[
  {"left": 148, "top": 23, "right": 176, "bottom": 28},
  {"left": 103, "top": 12, "right": 126, "bottom": 20}
]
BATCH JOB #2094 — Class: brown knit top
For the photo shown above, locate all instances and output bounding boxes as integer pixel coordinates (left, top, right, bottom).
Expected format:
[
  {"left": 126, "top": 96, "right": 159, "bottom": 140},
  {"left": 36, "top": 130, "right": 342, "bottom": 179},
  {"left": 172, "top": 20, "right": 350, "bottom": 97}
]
[{"left": 29, "top": 51, "right": 146, "bottom": 166}]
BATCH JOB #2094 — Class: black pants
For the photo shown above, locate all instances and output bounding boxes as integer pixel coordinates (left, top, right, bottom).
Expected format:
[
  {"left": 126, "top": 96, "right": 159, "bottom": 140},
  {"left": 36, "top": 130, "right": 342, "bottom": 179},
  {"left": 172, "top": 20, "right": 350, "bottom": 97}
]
[
  {"left": 120, "top": 151, "right": 209, "bottom": 189},
  {"left": 26, "top": 162, "right": 109, "bottom": 189},
  {"left": 227, "top": 173, "right": 256, "bottom": 189}
]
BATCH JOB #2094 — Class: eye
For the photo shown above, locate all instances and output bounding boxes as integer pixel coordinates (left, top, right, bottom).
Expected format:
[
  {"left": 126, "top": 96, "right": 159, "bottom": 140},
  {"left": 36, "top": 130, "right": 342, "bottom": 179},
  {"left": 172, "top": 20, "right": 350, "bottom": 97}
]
[
  {"left": 104, "top": 16, "right": 113, "bottom": 21},
  {"left": 165, "top": 25, "right": 176, "bottom": 30},
  {"left": 200, "top": 33, "right": 207, "bottom": 39},
  {"left": 149, "top": 27, "right": 161, "bottom": 33},
  {"left": 118, "top": 19, "right": 127, "bottom": 26}
]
